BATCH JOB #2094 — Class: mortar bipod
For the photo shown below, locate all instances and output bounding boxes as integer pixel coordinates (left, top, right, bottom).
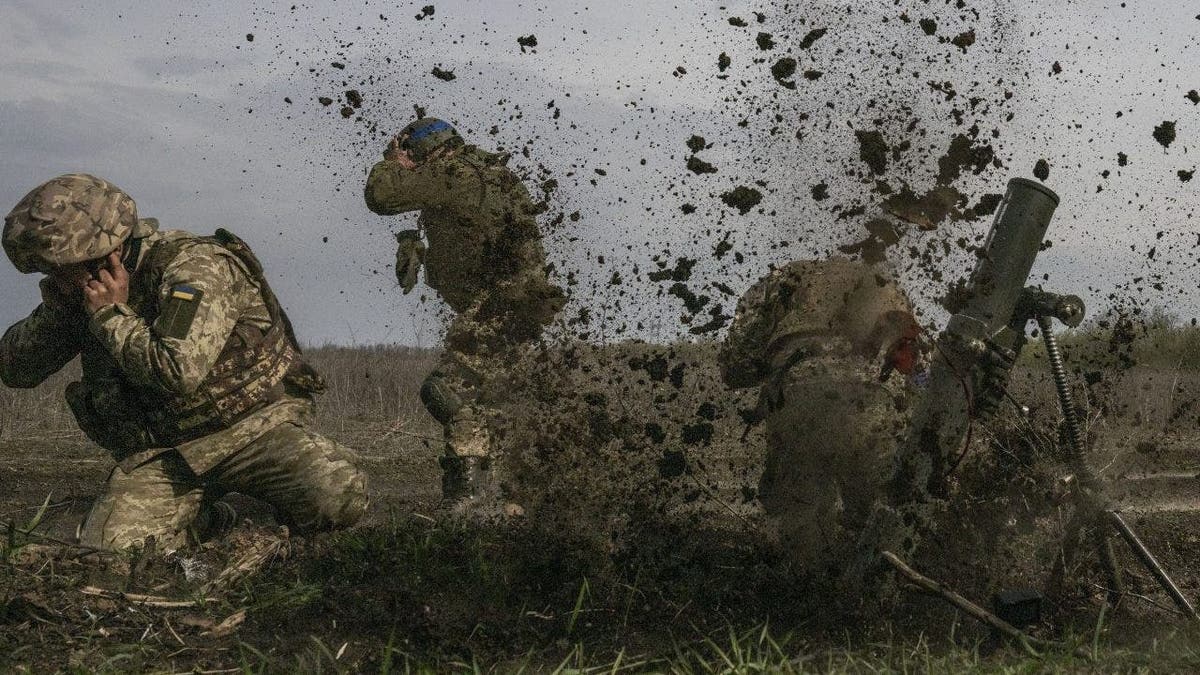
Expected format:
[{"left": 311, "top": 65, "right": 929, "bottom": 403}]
[{"left": 1017, "top": 287, "right": 1200, "bottom": 622}]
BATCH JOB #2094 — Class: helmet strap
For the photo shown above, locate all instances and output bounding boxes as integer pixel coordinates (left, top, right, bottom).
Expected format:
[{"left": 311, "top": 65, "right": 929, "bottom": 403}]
[{"left": 122, "top": 236, "right": 145, "bottom": 275}]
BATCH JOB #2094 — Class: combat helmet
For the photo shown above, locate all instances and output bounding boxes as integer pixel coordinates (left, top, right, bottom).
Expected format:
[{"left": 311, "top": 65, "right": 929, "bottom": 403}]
[
  {"left": 3, "top": 173, "right": 137, "bottom": 273},
  {"left": 397, "top": 117, "right": 463, "bottom": 162}
]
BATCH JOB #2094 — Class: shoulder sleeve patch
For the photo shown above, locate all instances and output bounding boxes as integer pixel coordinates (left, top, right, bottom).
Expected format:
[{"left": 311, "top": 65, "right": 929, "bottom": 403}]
[{"left": 154, "top": 285, "right": 204, "bottom": 339}]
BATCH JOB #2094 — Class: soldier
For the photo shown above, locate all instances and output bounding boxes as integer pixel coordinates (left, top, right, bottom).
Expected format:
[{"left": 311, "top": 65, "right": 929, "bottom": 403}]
[
  {"left": 719, "top": 258, "right": 928, "bottom": 574},
  {"left": 0, "top": 173, "right": 368, "bottom": 551},
  {"left": 364, "top": 117, "right": 566, "bottom": 504}
]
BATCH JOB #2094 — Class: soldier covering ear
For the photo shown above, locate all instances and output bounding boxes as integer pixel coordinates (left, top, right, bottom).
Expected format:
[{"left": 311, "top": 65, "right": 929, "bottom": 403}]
[{"left": 2, "top": 173, "right": 369, "bottom": 550}]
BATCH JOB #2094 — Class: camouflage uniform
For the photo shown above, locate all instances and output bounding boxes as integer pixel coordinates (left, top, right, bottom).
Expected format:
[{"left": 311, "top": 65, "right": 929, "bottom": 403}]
[
  {"left": 364, "top": 142, "right": 565, "bottom": 468},
  {"left": 719, "top": 258, "right": 923, "bottom": 573},
  {"left": 1, "top": 175, "right": 367, "bottom": 550}
]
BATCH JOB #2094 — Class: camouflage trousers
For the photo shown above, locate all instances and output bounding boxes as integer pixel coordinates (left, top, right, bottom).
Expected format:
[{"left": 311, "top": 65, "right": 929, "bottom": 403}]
[
  {"left": 421, "top": 349, "right": 498, "bottom": 459},
  {"left": 79, "top": 420, "right": 368, "bottom": 551},
  {"left": 758, "top": 355, "right": 911, "bottom": 574},
  {"left": 423, "top": 295, "right": 559, "bottom": 460}
]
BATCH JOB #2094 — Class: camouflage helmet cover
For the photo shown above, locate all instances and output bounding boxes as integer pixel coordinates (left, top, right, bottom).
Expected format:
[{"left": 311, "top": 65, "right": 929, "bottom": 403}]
[
  {"left": 397, "top": 117, "right": 462, "bottom": 162},
  {"left": 3, "top": 173, "right": 137, "bottom": 273}
]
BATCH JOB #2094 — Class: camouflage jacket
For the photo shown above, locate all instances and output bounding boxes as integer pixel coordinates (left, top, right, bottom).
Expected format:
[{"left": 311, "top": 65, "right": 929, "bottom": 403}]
[
  {"left": 719, "top": 258, "right": 917, "bottom": 390},
  {"left": 364, "top": 145, "right": 562, "bottom": 314},
  {"left": 0, "top": 219, "right": 312, "bottom": 473}
]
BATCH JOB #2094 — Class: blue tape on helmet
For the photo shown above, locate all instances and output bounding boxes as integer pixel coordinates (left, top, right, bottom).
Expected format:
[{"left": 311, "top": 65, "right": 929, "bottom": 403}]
[{"left": 408, "top": 119, "right": 453, "bottom": 141}]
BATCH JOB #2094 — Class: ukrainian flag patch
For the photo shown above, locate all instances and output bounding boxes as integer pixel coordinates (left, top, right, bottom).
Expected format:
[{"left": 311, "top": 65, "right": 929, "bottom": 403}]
[
  {"left": 171, "top": 285, "right": 198, "bottom": 301},
  {"left": 155, "top": 285, "right": 204, "bottom": 339}
]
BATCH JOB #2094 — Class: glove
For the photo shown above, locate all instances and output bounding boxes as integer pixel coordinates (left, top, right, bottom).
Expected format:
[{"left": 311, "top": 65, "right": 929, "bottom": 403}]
[{"left": 394, "top": 230, "right": 426, "bottom": 294}]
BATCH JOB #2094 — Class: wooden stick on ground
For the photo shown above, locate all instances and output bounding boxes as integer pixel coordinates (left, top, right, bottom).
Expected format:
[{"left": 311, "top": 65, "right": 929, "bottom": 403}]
[
  {"left": 880, "top": 550, "right": 1052, "bottom": 659},
  {"left": 80, "top": 586, "right": 215, "bottom": 609}
]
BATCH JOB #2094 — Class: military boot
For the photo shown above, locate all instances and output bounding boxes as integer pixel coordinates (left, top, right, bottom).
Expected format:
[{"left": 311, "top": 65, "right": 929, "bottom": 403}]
[
  {"left": 193, "top": 500, "right": 238, "bottom": 542},
  {"left": 439, "top": 455, "right": 496, "bottom": 504}
]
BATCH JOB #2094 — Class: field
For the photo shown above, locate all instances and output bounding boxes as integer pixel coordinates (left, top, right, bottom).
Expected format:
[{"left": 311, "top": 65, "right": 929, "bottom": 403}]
[{"left": 3, "top": 332, "right": 1200, "bottom": 673}]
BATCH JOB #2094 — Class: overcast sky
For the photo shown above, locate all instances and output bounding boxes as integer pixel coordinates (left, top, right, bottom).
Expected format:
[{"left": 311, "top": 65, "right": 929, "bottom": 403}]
[{"left": 1, "top": 1, "right": 1196, "bottom": 346}]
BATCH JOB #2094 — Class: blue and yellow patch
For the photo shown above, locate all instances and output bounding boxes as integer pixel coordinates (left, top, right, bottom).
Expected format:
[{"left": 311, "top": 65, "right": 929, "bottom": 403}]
[
  {"left": 170, "top": 285, "right": 198, "bottom": 302},
  {"left": 155, "top": 285, "right": 204, "bottom": 339}
]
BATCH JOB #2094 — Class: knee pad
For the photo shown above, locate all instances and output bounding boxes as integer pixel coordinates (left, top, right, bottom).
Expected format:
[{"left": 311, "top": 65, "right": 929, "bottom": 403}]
[{"left": 420, "top": 372, "right": 463, "bottom": 425}]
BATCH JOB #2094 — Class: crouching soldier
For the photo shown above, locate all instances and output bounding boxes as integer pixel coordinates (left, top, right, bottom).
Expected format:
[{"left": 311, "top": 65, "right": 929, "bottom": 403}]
[
  {"left": 364, "top": 117, "right": 566, "bottom": 505},
  {"left": 0, "top": 173, "right": 368, "bottom": 551},
  {"left": 719, "top": 258, "right": 928, "bottom": 574}
]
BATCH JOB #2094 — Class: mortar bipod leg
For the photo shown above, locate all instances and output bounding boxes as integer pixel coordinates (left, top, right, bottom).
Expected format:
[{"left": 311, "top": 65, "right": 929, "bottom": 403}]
[
  {"left": 1036, "top": 314, "right": 1126, "bottom": 605},
  {"left": 1105, "top": 510, "right": 1200, "bottom": 622},
  {"left": 1092, "top": 527, "right": 1125, "bottom": 607}
]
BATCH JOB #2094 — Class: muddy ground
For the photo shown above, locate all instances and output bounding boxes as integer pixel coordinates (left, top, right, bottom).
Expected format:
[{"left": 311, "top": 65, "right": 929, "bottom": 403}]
[{"left": 3, "top": 343, "right": 1200, "bottom": 672}]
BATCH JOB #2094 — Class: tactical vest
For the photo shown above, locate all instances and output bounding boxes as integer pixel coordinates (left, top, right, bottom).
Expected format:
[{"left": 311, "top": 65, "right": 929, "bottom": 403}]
[{"left": 69, "top": 229, "right": 323, "bottom": 455}]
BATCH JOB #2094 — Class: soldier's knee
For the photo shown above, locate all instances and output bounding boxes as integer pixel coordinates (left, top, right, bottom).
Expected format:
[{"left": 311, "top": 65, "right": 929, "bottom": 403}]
[
  {"left": 328, "top": 467, "right": 369, "bottom": 529},
  {"left": 420, "top": 372, "right": 463, "bottom": 425},
  {"left": 300, "top": 463, "right": 368, "bottom": 532}
]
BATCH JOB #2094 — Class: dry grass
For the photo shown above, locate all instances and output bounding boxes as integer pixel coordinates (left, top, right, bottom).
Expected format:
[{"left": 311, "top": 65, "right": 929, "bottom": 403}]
[{"left": 0, "top": 344, "right": 439, "bottom": 441}]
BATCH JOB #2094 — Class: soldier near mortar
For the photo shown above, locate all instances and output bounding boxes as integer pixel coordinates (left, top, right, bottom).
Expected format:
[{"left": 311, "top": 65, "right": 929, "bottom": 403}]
[
  {"left": 364, "top": 117, "right": 566, "bottom": 504},
  {"left": 720, "top": 257, "right": 1019, "bottom": 574},
  {"left": 0, "top": 173, "right": 368, "bottom": 551},
  {"left": 719, "top": 258, "right": 929, "bottom": 573}
]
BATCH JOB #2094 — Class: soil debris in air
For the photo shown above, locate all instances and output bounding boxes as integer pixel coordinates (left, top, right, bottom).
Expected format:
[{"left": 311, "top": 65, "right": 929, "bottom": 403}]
[
  {"left": 838, "top": 218, "right": 905, "bottom": 265},
  {"left": 798, "top": 27, "right": 827, "bottom": 49},
  {"left": 1033, "top": 159, "right": 1050, "bottom": 181},
  {"left": 720, "top": 186, "right": 762, "bottom": 214},
  {"left": 951, "top": 29, "right": 975, "bottom": 52},
  {"left": 771, "top": 58, "right": 797, "bottom": 89},
  {"left": 856, "top": 130, "right": 889, "bottom": 175},
  {"left": 1154, "top": 120, "right": 1176, "bottom": 149}
]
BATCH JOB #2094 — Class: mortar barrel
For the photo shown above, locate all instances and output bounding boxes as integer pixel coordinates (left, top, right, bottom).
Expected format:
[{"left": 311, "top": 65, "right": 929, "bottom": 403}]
[
  {"left": 960, "top": 177, "right": 1059, "bottom": 333},
  {"left": 881, "top": 177, "right": 1059, "bottom": 524}
]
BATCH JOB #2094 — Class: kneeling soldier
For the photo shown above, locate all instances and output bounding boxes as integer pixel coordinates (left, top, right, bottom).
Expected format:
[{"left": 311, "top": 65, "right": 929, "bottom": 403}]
[{"left": 1, "top": 173, "right": 368, "bottom": 551}]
